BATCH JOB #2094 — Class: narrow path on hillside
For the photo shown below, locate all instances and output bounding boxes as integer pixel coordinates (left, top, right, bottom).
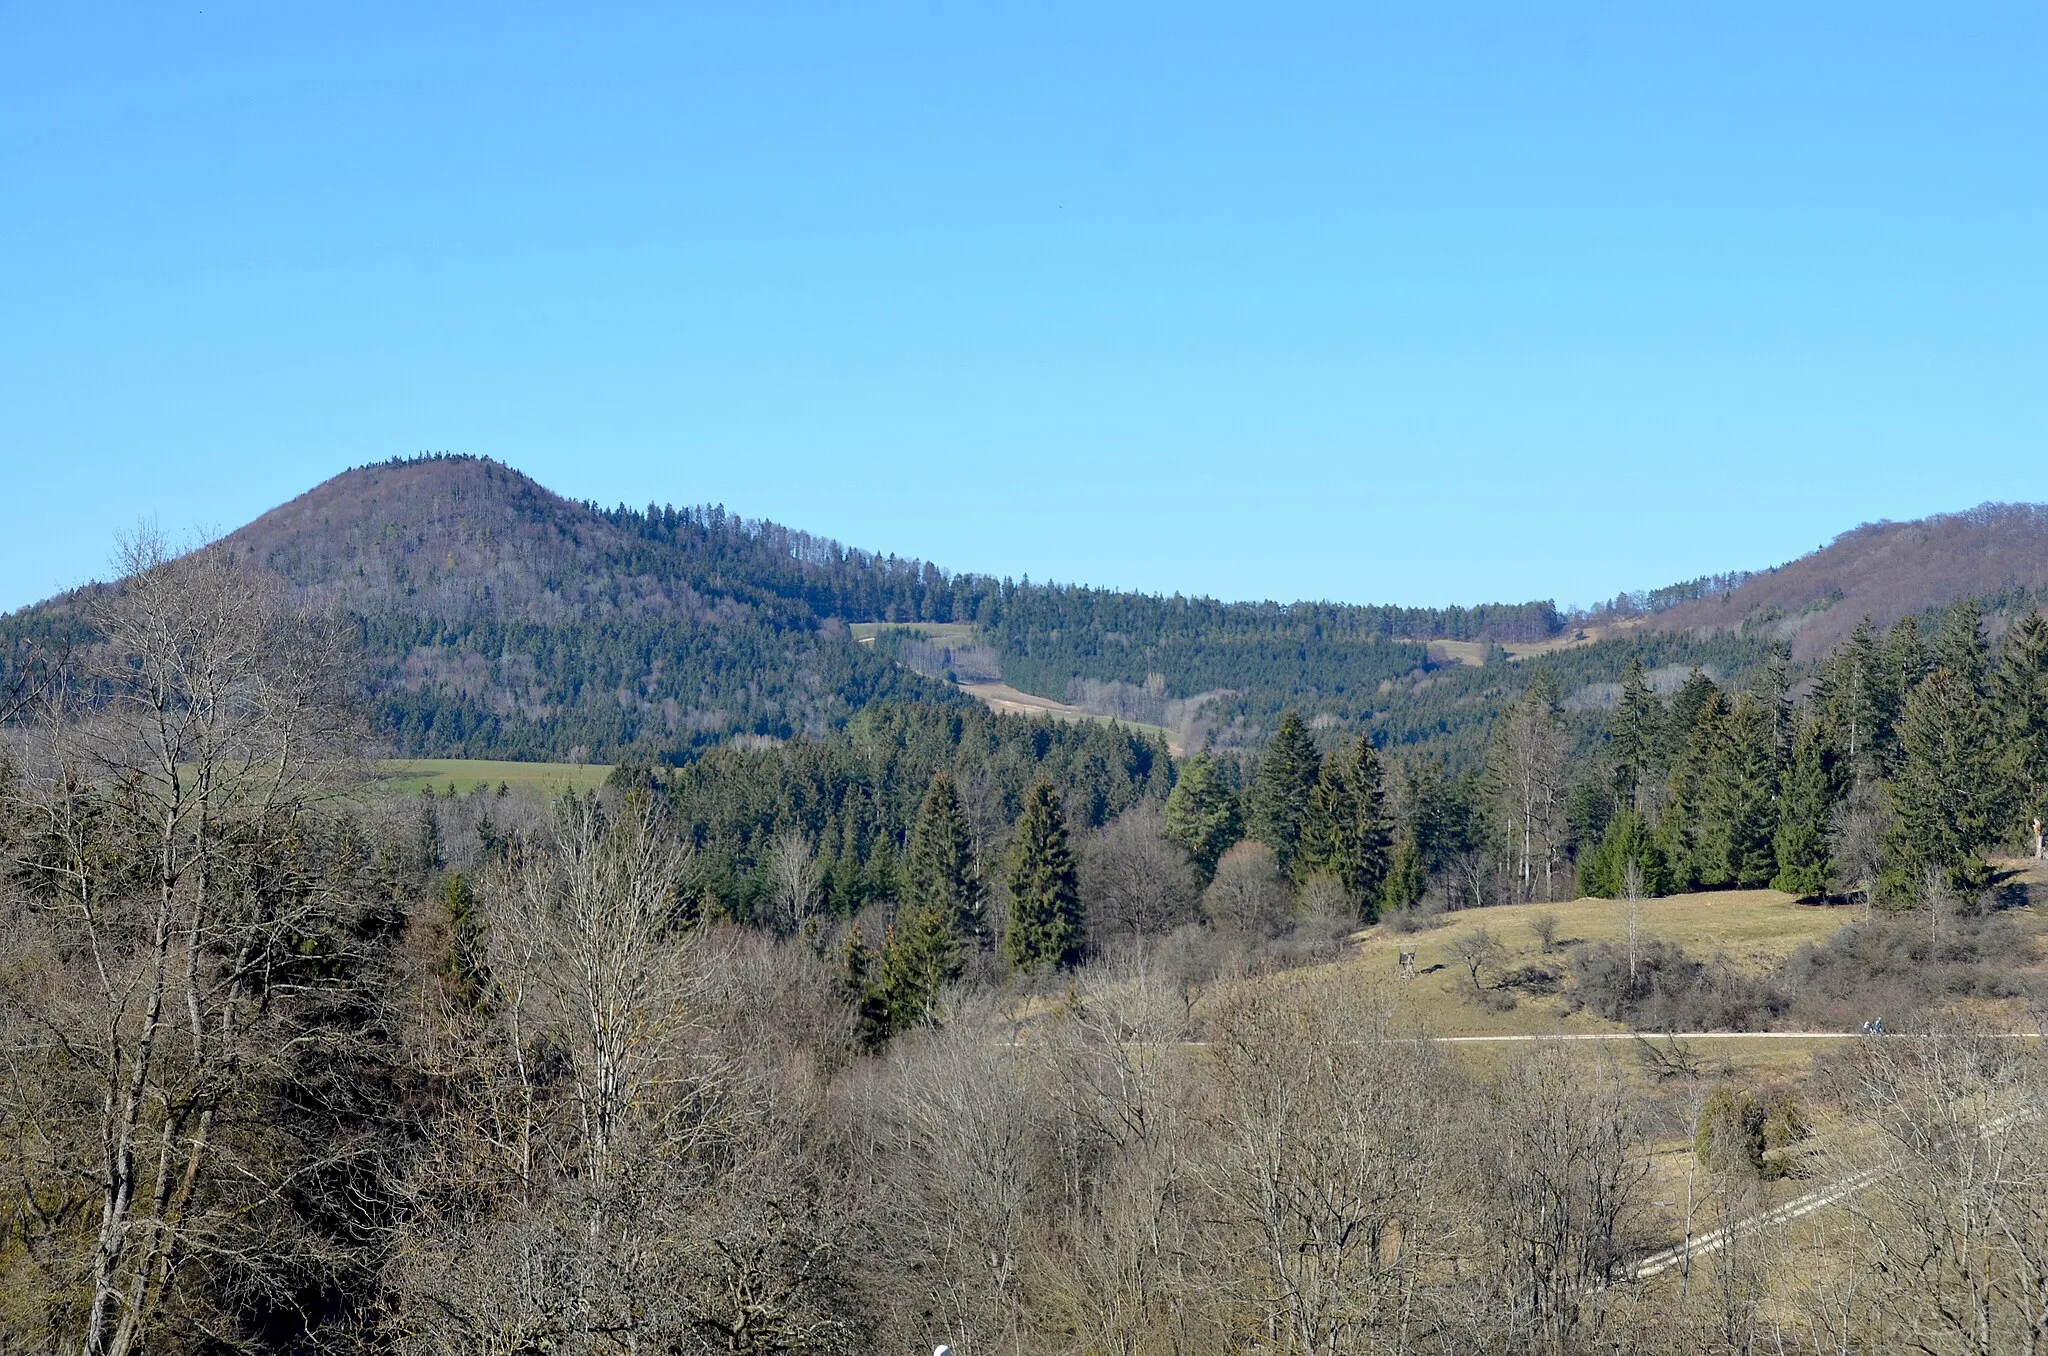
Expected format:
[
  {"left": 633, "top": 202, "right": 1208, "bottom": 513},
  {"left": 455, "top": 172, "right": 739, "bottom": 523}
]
[{"left": 1617, "top": 1107, "right": 2034, "bottom": 1287}]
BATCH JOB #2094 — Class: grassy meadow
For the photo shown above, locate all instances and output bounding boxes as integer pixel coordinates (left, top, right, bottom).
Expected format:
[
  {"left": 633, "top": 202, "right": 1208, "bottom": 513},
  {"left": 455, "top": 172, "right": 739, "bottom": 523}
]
[{"left": 371, "top": 758, "right": 614, "bottom": 798}]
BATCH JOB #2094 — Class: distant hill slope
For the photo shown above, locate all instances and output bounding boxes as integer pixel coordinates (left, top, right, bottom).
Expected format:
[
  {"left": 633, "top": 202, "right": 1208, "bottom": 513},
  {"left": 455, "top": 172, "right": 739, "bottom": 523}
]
[
  {"left": 16, "top": 457, "right": 2042, "bottom": 767},
  {"left": 28, "top": 454, "right": 1578, "bottom": 763},
  {"left": 1645, "top": 504, "right": 2048, "bottom": 658}
]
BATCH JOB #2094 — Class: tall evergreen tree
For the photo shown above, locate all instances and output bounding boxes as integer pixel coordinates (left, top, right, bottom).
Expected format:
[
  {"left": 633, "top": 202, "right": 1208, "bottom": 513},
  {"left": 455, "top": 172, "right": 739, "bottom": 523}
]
[
  {"left": 1298, "top": 756, "right": 1356, "bottom": 886},
  {"left": 1657, "top": 681, "right": 1727, "bottom": 891},
  {"left": 1298, "top": 736, "right": 1394, "bottom": 914},
  {"left": 1698, "top": 691, "right": 1783, "bottom": 889},
  {"left": 1248, "top": 710, "right": 1322, "bottom": 874},
  {"left": 1607, "top": 657, "right": 1663, "bottom": 814},
  {"left": 1821, "top": 618, "right": 1887, "bottom": 778},
  {"left": 1664, "top": 668, "right": 1720, "bottom": 752},
  {"left": 1163, "top": 751, "right": 1243, "bottom": 880},
  {"left": 1934, "top": 601, "right": 1989, "bottom": 692},
  {"left": 1884, "top": 661, "right": 2001, "bottom": 899},
  {"left": 1772, "top": 707, "right": 1844, "bottom": 896},
  {"left": 904, "top": 771, "right": 983, "bottom": 946},
  {"left": 875, "top": 908, "right": 955, "bottom": 1030},
  {"left": 1995, "top": 610, "right": 2048, "bottom": 858},
  {"left": 1003, "top": 780, "right": 1084, "bottom": 973},
  {"left": 1877, "top": 615, "right": 1930, "bottom": 773},
  {"left": 840, "top": 924, "right": 894, "bottom": 1049},
  {"left": 1381, "top": 832, "right": 1428, "bottom": 914}
]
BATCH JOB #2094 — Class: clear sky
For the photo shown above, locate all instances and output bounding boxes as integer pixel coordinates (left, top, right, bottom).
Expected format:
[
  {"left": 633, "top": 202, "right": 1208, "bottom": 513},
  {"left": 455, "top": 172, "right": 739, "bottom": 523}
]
[{"left": 3, "top": 3, "right": 2043, "bottom": 614}]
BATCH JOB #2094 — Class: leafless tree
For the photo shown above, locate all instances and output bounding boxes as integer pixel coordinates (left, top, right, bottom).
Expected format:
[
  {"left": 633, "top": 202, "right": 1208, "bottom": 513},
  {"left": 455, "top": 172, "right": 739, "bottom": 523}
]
[
  {"left": 1032, "top": 960, "right": 1209, "bottom": 1356},
  {"left": 1196, "top": 976, "right": 1464, "bottom": 1355},
  {"left": 766, "top": 826, "right": 822, "bottom": 936},
  {"left": 1449, "top": 927, "right": 1507, "bottom": 994},
  {"left": 1486, "top": 690, "right": 1570, "bottom": 902},
  {"left": 1202, "top": 841, "right": 1290, "bottom": 940},
  {"left": 1079, "top": 802, "right": 1200, "bottom": 950},
  {"left": 1466, "top": 1042, "right": 1653, "bottom": 1354},
  {"left": 1828, "top": 775, "right": 1887, "bottom": 909},
  {"left": 858, "top": 1030, "right": 1044, "bottom": 1356},
  {"left": 1815, "top": 1025, "right": 2048, "bottom": 1355},
  {"left": 0, "top": 534, "right": 363, "bottom": 1355}
]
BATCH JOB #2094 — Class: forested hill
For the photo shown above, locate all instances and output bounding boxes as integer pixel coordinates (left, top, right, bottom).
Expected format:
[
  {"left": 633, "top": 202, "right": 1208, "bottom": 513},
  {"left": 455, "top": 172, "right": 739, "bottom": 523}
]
[
  {"left": 3, "top": 455, "right": 1574, "bottom": 764},
  {"left": 12, "top": 456, "right": 2046, "bottom": 767},
  {"left": 1640, "top": 504, "right": 2048, "bottom": 658}
]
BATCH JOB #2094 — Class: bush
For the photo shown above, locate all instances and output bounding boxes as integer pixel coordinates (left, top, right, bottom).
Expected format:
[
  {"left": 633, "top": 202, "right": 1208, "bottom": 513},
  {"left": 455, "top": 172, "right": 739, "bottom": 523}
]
[
  {"left": 1777, "top": 912, "right": 2036, "bottom": 1030},
  {"left": 1697, "top": 1085, "right": 1810, "bottom": 1179},
  {"left": 1571, "top": 939, "right": 1787, "bottom": 1032}
]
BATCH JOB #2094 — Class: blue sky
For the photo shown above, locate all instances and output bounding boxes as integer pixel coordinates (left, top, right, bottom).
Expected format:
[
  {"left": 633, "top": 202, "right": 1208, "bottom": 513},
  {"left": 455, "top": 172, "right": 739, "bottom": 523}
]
[{"left": 3, "top": 3, "right": 2042, "bottom": 613}]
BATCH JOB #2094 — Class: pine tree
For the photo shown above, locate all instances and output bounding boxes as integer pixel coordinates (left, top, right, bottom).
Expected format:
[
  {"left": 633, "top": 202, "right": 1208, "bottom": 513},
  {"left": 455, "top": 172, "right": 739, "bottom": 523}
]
[
  {"left": 1164, "top": 752, "right": 1243, "bottom": 880},
  {"left": 1884, "top": 661, "right": 2001, "bottom": 899},
  {"left": 1381, "top": 832, "right": 1428, "bottom": 914},
  {"left": 876, "top": 908, "right": 953, "bottom": 1030},
  {"left": 904, "top": 771, "right": 983, "bottom": 945},
  {"left": 1698, "top": 691, "right": 1783, "bottom": 889},
  {"left": 1821, "top": 619, "right": 1886, "bottom": 778},
  {"left": 1577, "top": 809, "right": 1665, "bottom": 899},
  {"left": 1995, "top": 610, "right": 2048, "bottom": 858},
  {"left": 1298, "top": 756, "right": 1356, "bottom": 886},
  {"left": 1248, "top": 711, "right": 1321, "bottom": 874},
  {"left": 1772, "top": 708, "right": 1843, "bottom": 896},
  {"left": 1934, "top": 601, "right": 1989, "bottom": 692},
  {"left": 1004, "top": 780, "right": 1084, "bottom": 973},
  {"left": 1297, "top": 736, "right": 1394, "bottom": 915},
  {"left": 1657, "top": 682, "right": 1726, "bottom": 891},
  {"left": 1608, "top": 657, "right": 1663, "bottom": 813},
  {"left": 1877, "top": 615, "right": 1930, "bottom": 773},
  {"left": 1662, "top": 668, "right": 1721, "bottom": 769},
  {"left": 840, "top": 924, "right": 894, "bottom": 1049}
]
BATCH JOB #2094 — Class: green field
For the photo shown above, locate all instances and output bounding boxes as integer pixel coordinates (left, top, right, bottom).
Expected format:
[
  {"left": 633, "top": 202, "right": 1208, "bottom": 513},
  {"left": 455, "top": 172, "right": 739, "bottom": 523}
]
[{"left": 372, "top": 758, "right": 614, "bottom": 798}]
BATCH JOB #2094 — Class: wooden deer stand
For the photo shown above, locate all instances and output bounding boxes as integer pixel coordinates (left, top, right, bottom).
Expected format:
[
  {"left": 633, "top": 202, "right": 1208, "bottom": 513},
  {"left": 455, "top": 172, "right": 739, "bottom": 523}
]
[{"left": 1397, "top": 947, "right": 1417, "bottom": 980}]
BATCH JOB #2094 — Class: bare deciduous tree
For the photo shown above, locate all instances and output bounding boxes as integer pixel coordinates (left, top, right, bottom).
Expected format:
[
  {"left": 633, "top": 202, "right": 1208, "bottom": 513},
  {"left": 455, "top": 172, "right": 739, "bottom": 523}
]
[
  {"left": 1079, "top": 802, "right": 1200, "bottom": 950},
  {"left": 1486, "top": 690, "right": 1571, "bottom": 903},
  {"left": 1201, "top": 841, "right": 1289, "bottom": 940},
  {"left": 766, "top": 826, "right": 822, "bottom": 936},
  {"left": 0, "top": 535, "right": 363, "bottom": 1355}
]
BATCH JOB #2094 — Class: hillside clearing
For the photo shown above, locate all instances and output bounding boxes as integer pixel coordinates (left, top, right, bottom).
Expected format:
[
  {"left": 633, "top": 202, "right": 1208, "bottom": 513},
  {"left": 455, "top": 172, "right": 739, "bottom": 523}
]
[{"left": 371, "top": 758, "right": 614, "bottom": 798}]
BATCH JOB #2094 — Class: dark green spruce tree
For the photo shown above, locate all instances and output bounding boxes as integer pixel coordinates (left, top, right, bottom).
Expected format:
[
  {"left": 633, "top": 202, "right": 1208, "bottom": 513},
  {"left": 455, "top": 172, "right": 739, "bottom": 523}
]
[
  {"left": 1577, "top": 809, "right": 1665, "bottom": 899},
  {"left": 1658, "top": 679, "right": 1727, "bottom": 891},
  {"left": 1772, "top": 707, "right": 1844, "bottom": 897},
  {"left": 1248, "top": 710, "right": 1322, "bottom": 875},
  {"left": 1004, "top": 780, "right": 1085, "bottom": 973},
  {"left": 1608, "top": 657, "right": 1664, "bottom": 814},
  {"left": 858, "top": 770, "right": 988, "bottom": 1033},
  {"left": 840, "top": 924, "right": 895, "bottom": 1049},
  {"left": 1298, "top": 735, "right": 1394, "bottom": 915},
  {"left": 1698, "top": 691, "right": 1784, "bottom": 889},
  {"left": 1877, "top": 615, "right": 1930, "bottom": 773},
  {"left": 904, "top": 771, "right": 983, "bottom": 947},
  {"left": 1884, "top": 656, "right": 2001, "bottom": 900},
  {"left": 1819, "top": 618, "right": 1887, "bottom": 779},
  {"left": 1996, "top": 610, "right": 2048, "bottom": 858},
  {"left": 1164, "top": 751, "right": 1243, "bottom": 880}
]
